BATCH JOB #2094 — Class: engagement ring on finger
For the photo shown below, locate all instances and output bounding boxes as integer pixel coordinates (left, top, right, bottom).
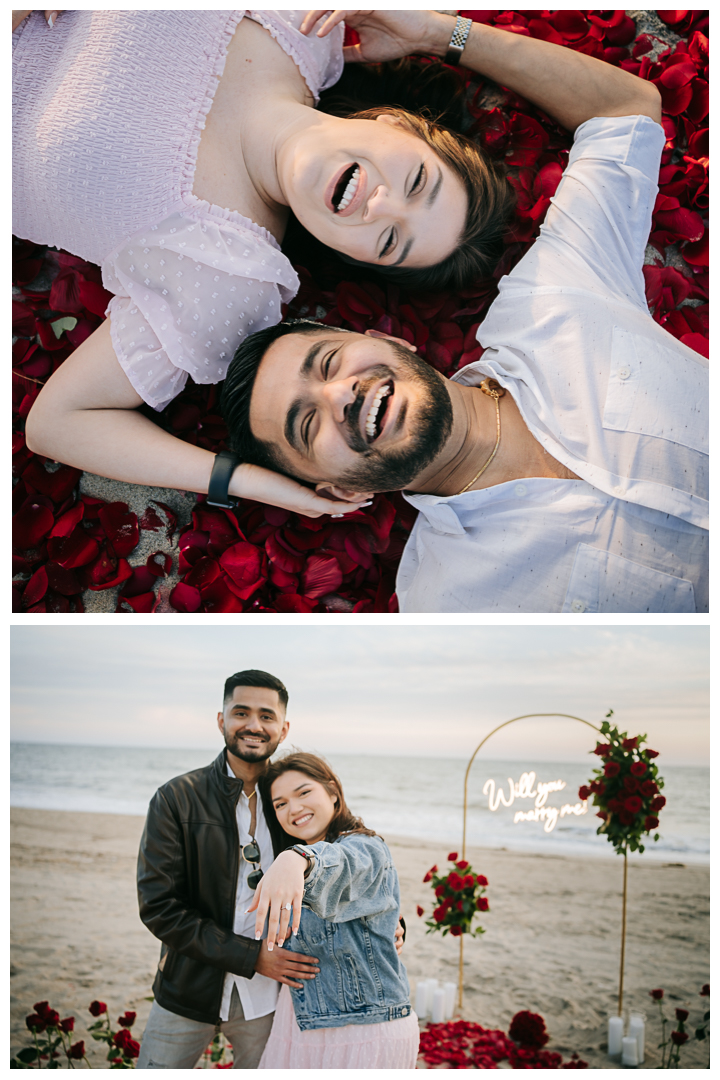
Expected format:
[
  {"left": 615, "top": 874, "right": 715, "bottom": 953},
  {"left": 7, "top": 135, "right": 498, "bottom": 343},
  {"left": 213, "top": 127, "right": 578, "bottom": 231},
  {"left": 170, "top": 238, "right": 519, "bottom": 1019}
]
[{"left": 284, "top": 902, "right": 292, "bottom": 910}]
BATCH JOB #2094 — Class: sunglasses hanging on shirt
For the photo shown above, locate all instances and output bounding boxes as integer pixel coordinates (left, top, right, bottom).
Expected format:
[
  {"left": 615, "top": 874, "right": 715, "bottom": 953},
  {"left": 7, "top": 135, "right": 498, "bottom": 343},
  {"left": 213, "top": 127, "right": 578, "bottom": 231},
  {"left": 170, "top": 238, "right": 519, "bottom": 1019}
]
[{"left": 242, "top": 838, "right": 263, "bottom": 890}]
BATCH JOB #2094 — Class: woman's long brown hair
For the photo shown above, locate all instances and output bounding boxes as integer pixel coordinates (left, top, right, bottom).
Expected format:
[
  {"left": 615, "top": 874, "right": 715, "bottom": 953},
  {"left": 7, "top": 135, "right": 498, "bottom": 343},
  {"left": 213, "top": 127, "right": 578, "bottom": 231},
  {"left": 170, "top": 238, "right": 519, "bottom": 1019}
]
[{"left": 260, "top": 751, "right": 377, "bottom": 857}]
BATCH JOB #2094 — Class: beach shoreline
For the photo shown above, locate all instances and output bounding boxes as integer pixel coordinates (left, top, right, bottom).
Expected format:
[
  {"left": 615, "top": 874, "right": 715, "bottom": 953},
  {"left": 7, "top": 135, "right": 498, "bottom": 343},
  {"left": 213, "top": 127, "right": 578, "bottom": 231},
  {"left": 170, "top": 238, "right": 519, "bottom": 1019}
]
[{"left": 11, "top": 808, "right": 710, "bottom": 1069}]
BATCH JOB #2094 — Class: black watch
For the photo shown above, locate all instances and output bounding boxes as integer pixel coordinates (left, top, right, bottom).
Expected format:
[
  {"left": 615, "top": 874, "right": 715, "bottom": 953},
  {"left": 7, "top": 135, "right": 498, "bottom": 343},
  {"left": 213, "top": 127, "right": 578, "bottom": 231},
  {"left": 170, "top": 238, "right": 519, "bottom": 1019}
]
[
  {"left": 207, "top": 450, "right": 240, "bottom": 508},
  {"left": 291, "top": 845, "right": 315, "bottom": 878}
]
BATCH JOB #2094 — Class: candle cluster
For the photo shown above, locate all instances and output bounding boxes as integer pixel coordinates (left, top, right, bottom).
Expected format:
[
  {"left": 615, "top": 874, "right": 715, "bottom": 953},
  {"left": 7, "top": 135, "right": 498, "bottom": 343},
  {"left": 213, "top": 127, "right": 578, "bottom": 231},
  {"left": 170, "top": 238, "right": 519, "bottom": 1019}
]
[
  {"left": 415, "top": 979, "right": 457, "bottom": 1024},
  {"left": 608, "top": 1013, "right": 645, "bottom": 1066}
]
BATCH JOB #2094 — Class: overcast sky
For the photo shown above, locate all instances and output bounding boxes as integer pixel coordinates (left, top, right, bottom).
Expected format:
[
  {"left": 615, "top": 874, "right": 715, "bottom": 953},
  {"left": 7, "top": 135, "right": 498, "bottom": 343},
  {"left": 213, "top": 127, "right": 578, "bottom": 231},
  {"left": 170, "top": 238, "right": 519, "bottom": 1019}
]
[{"left": 10, "top": 625, "right": 708, "bottom": 765}]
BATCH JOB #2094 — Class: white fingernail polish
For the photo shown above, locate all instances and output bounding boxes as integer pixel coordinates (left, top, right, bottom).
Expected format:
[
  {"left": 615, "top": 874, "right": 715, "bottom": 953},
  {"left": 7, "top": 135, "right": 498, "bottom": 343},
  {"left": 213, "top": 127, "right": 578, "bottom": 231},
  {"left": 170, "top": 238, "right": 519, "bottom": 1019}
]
[
  {"left": 293, "top": 929, "right": 298, "bottom": 936},
  {"left": 268, "top": 942, "right": 274, "bottom": 952},
  {"left": 331, "top": 514, "right": 344, "bottom": 519}
]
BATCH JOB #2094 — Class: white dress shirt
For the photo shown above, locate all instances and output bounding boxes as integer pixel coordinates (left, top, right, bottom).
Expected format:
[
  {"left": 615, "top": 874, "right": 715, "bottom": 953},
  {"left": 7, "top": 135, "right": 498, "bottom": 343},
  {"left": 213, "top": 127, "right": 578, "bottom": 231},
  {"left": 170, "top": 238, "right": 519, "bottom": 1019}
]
[
  {"left": 219, "top": 764, "right": 279, "bottom": 1022},
  {"left": 397, "top": 115, "right": 708, "bottom": 613}
]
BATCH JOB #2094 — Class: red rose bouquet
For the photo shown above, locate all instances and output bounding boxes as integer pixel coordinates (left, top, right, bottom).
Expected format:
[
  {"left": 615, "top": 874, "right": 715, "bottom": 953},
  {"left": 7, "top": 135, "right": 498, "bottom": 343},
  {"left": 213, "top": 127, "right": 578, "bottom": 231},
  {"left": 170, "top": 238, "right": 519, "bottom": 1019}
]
[
  {"left": 421, "top": 853, "right": 489, "bottom": 938},
  {"left": 579, "top": 718, "right": 665, "bottom": 855}
]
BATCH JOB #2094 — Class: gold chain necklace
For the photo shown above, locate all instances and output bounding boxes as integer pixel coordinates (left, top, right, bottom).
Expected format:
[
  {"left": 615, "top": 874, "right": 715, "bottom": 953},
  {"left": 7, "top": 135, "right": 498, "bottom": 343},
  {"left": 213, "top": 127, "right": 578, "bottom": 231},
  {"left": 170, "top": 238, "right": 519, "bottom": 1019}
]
[{"left": 455, "top": 378, "right": 506, "bottom": 495}]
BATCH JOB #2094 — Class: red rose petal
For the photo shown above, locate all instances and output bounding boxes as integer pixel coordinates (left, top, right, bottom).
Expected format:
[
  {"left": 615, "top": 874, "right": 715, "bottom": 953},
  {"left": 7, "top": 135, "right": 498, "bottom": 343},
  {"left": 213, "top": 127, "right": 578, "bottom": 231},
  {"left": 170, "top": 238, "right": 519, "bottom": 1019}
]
[
  {"left": 219, "top": 541, "right": 266, "bottom": 599},
  {"left": 169, "top": 582, "right": 202, "bottom": 613},
  {"left": 46, "top": 528, "right": 99, "bottom": 569},
  {"left": 49, "top": 502, "right": 85, "bottom": 538},
  {"left": 301, "top": 554, "right": 343, "bottom": 600},
  {"left": 98, "top": 502, "right": 140, "bottom": 557},
  {"left": 14, "top": 503, "right": 55, "bottom": 549},
  {"left": 23, "top": 565, "right": 49, "bottom": 607}
]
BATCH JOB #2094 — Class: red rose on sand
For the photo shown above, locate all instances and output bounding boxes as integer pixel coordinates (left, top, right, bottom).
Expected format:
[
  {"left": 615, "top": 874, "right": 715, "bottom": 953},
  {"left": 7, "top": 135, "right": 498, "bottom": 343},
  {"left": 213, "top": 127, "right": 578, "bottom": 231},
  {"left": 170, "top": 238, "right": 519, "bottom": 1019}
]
[
  {"left": 450, "top": 925, "right": 463, "bottom": 937},
  {"left": 477, "top": 897, "right": 489, "bottom": 911},
  {"left": 448, "top": 852, "right": 458, "bottom": 862},
  {"left": 630, "top": 761, "right": 647, "bottom": 776},
  {"left": 417, "top": 906, "right": 424, "bottom": 917},
  {"left": 604, "top": 761, "right": 621, "bottom": 777},
  {"left": 578, "top": 785, "right": 591, "bottom": 800},
  {"left": 671, "top": 1031, "right": 689, "bottom": 1046},
  {"left": 59, "top": 1017, "right": 75, "bottom": 1033},
  {"left": 33, "top": 1002, "right": 52, "bottom": 1019},
  {"left": 68, "top": 1042, "right": 85, "bottom": 1061},
  {"left": 623, "top": 775, "right": 640, "bottom": 794},
  {"left": 435, "top": 885, "right": 445, "bottom": 898},
  {"left": 640, "top": 780, "right": 659, "bottom": 796},
  {"left": 447, "top": 872, "right": 463, "bottom": 890},
  {"left": 593, "top": 743, "right": 612, "bottom": 756},
  {"left": 26, "top": 1013, "right": 47, "bottom": 1033},
  {"left": 509, "top": 1010, "right": 549, "bottom": 1049},
  {"left": 433, "top": 907, "right": 446, "bottom": 922},
  {"left": 622, "top": 737, "right": 639, "bottom": 750},
  {"left": 650, "top": 989, "right": 664, "bottom": 1000},
  {"left": 118, "top": 1011, "right": 136, "bottom": 1028},
  {"left": 646, "top": 750, "right": 660, "bottom": 759},
  {"left": 651, "top": 795, "right": 667, "bottom": 812},
  {"left": 675, "top": 1008, "right": 689, "bottom": 1021},
  {"left": 644, "top": 815, "right": 660, "bottom": 830},
  {"left": 89, "top": 1001, "right": 107, "bottom": 1017},
  {"left": 476, "top": 875, "right": 488, "bottom": 887},
  {"left": 700, "top": 985, "right": 709, "bottom": 996},
  {"left": 114, "top": 1029, "right": 140, "bottom": 1058},
  {"left": 463, "top": 874, "right": 475, "bottom": 888},
  {"left": 44, "top": 1009, "right": 60, "bottom": 1027},
  {"left": 456, "top": 860, "right": 469, "bottom": 870},
  {"left": 423, "top": 871, "right": 433, "bottom": 882}
]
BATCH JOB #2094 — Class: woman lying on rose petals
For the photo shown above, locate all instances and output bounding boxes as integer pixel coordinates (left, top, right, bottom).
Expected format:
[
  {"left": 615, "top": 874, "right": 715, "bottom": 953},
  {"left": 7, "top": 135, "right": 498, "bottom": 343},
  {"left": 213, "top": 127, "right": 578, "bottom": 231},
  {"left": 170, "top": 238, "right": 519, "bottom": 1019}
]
[{"left": 14, "top": 10, "right": 654, "bottom": 516}]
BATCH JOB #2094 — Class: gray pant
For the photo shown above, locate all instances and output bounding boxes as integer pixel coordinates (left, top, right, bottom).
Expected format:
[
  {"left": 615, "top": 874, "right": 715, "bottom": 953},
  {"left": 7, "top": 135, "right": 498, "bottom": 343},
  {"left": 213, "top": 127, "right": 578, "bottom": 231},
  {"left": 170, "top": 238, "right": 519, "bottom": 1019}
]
[{"left": 136, "top": 988, "right": 274, "bottom": 1069}]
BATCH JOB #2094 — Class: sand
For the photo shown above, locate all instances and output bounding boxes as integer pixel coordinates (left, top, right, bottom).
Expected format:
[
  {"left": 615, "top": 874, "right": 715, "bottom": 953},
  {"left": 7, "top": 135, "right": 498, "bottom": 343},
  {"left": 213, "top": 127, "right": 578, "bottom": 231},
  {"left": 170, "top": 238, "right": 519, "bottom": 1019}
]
[{"left": 11, "top": 808, "right": 709, "bottom": 1069}]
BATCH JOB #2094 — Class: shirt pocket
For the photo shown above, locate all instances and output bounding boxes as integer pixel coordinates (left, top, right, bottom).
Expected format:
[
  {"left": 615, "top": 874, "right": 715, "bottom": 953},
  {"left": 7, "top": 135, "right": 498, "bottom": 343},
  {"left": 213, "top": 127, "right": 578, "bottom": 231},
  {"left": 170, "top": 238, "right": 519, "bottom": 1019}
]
[
  {"left": 603, "top": 326, "right": 707, "bottom": 453},
  {"left": 562, "top": 544, "right": 696, "bottom": 613}
]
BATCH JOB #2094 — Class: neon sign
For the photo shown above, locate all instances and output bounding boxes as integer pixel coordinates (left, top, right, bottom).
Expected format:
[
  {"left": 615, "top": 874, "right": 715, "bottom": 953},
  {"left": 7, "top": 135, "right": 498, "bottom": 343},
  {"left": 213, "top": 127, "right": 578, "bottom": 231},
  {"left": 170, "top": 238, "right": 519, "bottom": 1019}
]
[{"left": 482, "top": 771, "right": 588, "bottom": 833}]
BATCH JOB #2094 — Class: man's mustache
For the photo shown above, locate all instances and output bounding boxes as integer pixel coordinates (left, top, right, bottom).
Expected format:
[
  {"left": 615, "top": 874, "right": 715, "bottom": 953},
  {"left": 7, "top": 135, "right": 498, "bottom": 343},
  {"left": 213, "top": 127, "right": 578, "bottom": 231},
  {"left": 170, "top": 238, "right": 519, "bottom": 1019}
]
[
  {"left": 345, "top": 364, "right": 395, "bottom": 454},
  {"left": 231, "top": 729, "right": 269, "bottom": 742}
]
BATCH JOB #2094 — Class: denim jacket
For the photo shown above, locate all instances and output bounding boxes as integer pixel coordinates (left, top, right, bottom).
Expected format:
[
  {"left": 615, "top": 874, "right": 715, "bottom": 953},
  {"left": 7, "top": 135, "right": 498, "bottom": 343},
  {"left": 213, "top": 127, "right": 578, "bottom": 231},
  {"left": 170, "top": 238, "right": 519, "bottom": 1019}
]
[{"left": 284, "top": 833, "right": 412, "bottom": 1031}]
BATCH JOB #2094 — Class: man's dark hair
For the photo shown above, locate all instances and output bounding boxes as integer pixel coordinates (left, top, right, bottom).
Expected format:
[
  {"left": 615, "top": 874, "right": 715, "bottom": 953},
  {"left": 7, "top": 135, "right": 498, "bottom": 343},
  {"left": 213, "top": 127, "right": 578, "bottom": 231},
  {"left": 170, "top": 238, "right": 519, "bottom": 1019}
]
[
  {"left": 220, "top": 319, "right": 346, "bottom": 475},
  {"left": 223, "top": 669, "right": 289, "bottom": 709}
]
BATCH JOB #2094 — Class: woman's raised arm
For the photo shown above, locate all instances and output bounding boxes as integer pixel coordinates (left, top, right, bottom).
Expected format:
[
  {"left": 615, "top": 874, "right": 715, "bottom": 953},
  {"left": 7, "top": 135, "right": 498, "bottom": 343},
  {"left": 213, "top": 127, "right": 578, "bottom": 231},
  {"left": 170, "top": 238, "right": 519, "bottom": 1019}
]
[
  {"left": 301, "top": 10, "right": 662, "bottom": 131},
  {"left": 24, "top": 319, "right": 369, "bottom": 518}
]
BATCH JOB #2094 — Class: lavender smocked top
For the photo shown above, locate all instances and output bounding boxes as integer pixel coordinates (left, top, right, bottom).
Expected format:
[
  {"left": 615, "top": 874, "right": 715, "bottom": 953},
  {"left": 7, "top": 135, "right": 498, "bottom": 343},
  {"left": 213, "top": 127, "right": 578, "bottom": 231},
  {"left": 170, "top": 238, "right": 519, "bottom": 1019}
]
[{"left": 13, "top": 10, "right": 344, "bottom": 408}]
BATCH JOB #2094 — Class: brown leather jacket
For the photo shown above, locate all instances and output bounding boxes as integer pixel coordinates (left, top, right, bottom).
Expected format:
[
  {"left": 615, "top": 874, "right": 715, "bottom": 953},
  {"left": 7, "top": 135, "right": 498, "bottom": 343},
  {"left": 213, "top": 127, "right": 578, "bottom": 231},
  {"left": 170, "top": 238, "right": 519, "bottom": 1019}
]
[{"left": 137, "top": 750, "right": 261, "bottom": 1023}]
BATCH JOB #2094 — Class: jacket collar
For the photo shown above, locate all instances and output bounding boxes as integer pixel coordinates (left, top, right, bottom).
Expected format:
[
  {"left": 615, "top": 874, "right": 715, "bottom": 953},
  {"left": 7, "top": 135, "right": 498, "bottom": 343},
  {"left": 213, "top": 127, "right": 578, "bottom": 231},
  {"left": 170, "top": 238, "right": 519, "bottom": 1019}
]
[{"left": 212, "top": 748, "right": 269, "bottom": 806}]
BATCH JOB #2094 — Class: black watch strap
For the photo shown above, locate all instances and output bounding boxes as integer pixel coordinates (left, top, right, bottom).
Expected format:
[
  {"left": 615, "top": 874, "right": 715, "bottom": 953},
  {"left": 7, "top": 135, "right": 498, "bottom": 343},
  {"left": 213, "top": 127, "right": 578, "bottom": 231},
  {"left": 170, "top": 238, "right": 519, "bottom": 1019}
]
[{"left": 207, "top": 450, "right": 240, "bottom": 509}]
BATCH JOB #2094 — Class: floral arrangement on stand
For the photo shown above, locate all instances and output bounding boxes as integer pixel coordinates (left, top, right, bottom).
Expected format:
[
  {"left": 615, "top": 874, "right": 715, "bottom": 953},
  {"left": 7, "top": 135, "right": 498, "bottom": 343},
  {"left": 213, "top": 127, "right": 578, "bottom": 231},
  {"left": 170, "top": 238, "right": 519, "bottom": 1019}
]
[
  {"left": 418, "top": 1009, "right": 588, "bottom": 1069},
  {"left": 12, "top": 11, "right": 708, "bottom": 613},
  {"left": 419, "top": 852, "right": 489, "bottom": 938},
  {"left": 579, "top": 713, "right": 667, "bottom": 1039},
  {"left": 578, "top": 717, "right": 666, "bottom": 854},
  {"left": 649, "top": 984, "right": 710, "bottom": 1069}
]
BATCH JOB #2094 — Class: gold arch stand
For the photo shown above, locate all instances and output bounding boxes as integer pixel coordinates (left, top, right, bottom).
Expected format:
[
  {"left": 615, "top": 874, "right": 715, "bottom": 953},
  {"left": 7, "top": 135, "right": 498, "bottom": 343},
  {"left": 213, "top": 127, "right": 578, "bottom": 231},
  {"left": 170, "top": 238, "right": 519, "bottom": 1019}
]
[{"left": 456, "top": 714, "right": 633, "bottom": 1015}]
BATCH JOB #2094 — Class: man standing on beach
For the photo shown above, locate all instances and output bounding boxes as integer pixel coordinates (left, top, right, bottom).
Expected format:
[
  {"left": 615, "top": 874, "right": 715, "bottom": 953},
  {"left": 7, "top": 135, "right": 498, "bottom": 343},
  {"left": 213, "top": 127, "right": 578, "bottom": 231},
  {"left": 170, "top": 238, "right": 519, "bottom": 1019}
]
[{"left": 136, "top": 669, "right": 320, "bottom": 1069}]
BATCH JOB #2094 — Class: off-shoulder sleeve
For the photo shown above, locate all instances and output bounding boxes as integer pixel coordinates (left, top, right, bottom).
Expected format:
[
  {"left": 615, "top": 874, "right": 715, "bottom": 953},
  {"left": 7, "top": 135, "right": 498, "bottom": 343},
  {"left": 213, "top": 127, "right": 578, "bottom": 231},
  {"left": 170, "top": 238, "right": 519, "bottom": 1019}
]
[{"left": 102, "top": 207, "right": 299, "bottom": 410}]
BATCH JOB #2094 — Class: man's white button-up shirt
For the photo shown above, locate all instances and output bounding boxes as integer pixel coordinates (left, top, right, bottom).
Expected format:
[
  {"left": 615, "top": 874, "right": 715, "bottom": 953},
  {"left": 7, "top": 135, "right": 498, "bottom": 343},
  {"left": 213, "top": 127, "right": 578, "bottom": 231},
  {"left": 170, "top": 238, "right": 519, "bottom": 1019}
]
[
  {"left": 398, "top": 115, "right": 708, "bottom": 613},
  {"left": 219, "top": 764, "right": 279, "bottom": 1022}
]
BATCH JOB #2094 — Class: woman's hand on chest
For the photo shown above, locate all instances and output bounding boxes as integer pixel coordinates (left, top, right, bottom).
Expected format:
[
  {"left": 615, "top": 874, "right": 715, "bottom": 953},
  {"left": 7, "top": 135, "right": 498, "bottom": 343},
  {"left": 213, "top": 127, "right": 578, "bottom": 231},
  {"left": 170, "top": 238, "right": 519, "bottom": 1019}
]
[{"left": 246, "top": 849, "right": 309, "bottom": 951}]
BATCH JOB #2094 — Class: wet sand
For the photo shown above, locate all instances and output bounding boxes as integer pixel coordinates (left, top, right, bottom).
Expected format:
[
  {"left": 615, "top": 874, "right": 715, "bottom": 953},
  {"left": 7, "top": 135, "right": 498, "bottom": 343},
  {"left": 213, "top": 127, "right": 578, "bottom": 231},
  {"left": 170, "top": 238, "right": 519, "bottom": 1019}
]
[{"left": 11, "top": 808, "right": 709, "bottom": 1068}]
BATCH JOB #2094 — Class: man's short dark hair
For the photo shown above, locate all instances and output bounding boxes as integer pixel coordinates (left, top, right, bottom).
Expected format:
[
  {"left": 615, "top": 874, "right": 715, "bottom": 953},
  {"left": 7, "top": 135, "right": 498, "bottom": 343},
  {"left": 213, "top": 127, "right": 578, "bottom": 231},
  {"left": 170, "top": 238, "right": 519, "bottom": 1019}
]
[
  {"left": 221, "top": 320, "right": 349, "bottom": 476},
  {"left": 223, "top": 669, "right": 289, "bottom": 709}
]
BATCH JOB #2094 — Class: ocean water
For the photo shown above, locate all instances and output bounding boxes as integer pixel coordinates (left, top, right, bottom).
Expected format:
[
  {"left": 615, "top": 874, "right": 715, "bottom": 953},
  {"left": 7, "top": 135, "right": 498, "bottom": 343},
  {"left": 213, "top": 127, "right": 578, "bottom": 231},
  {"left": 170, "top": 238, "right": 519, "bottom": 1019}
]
[{"left": 10, "top": 743, "right": 708, "bottom": 864}]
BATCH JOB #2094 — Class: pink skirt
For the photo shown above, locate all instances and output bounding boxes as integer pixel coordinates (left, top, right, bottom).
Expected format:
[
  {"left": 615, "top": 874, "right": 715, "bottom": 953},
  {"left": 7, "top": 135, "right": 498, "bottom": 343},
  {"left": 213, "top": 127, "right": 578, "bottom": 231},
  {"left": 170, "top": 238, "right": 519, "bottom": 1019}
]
[{"left": 257, "top": 984, "right": 420, "bottom": 1069}]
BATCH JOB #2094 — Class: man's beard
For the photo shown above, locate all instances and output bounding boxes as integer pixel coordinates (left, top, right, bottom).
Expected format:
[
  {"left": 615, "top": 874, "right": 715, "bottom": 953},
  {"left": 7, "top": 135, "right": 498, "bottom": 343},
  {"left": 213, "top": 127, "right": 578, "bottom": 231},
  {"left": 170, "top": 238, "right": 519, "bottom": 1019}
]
[
  {"left": 336, "top": 342, "right": 453, "bottom": 492},
  {"left": 223, "top": 726, "right": 279, "bottom": 764}
]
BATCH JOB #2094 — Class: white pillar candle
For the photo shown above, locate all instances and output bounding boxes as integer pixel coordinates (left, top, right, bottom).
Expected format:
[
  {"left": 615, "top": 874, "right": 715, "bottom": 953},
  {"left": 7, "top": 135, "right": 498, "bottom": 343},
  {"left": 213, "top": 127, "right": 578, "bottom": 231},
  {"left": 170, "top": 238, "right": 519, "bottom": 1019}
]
[
  {"left": 621, "top": 1035, "right": 639, "bottom": 1067},
  {"left": 444, "top": 981, "right": 457, "bottom": 1019},
  {"left": 431, "top": 988, "right": 445, "bottom": 1024},
  {"left": 608, "top": 1015, "right": 624, "bottom": 1057},
  {"left": 425, "top": 978, "right": 439, "bottom": 1003},
  {"left": 628, "top": 1014, "right": 645, "bottom": 1063},
  {"left": 415, "top": 981, "right": 428, "bottom": 1020}
]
